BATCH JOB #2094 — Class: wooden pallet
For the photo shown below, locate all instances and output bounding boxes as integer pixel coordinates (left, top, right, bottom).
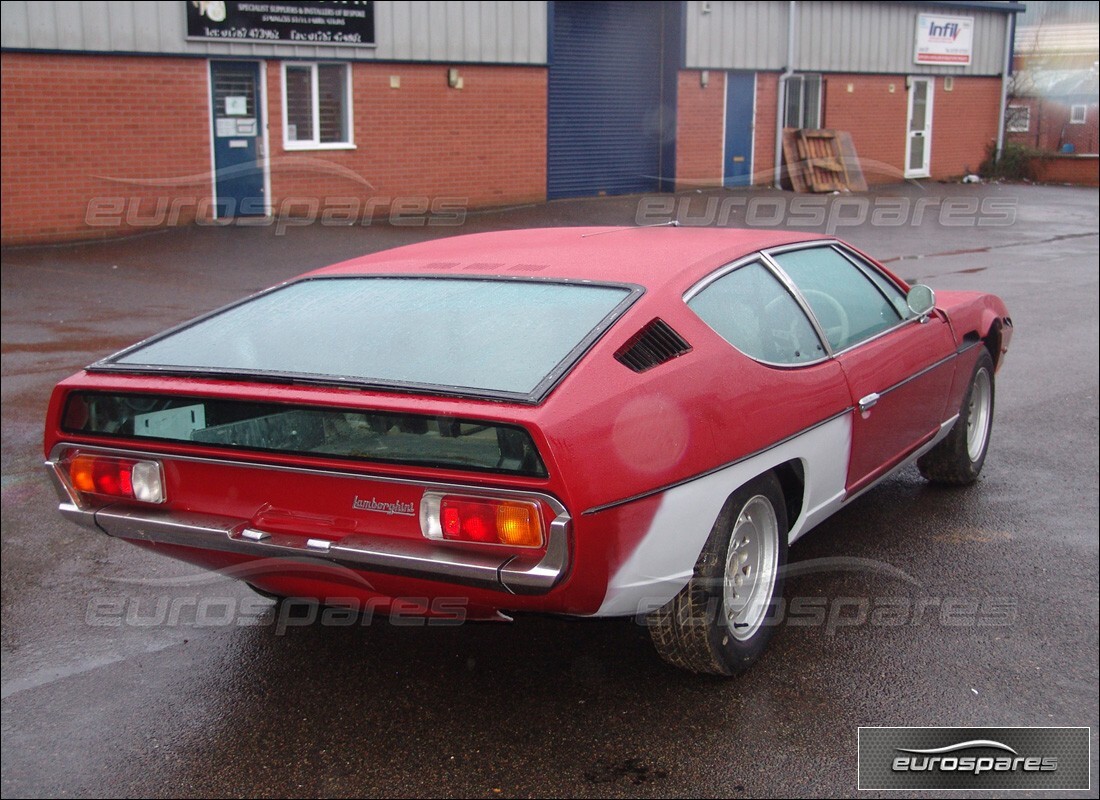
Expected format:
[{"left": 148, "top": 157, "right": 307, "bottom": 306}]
[
  {"left": 781, "top": 128, "right": 868, "bottom": 193},
  {"left": 799, "top": 130, "right": 849, "bottom": 192}
]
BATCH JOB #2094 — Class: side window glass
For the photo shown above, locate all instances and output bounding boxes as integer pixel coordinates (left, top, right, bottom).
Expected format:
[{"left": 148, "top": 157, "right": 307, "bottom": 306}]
[
  {"left": 772, "top": 247, "right": 904, "bottom": 351},
  {"left": 688, "top": 261, "right": 826, "bottom": 365},
  {"left": 840, "top": 248, "right": 911, "bottom": 320}
]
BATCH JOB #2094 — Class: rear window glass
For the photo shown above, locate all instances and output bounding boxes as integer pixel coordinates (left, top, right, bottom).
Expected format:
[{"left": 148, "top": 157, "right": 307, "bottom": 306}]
[
  {"left": 63, "top": 392, "right": 548, "bottom": 478},
  {"left": 102, "top": 278, "right": 637, "bottom": 401}
]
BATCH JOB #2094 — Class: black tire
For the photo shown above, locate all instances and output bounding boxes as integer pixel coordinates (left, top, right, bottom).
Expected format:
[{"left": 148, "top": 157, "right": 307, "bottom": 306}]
[
  {"left": 918, "top": 348, "right": 995, "bottom": 485},
  {"left": 647, "top": 472, "right": 789, "bottom": 676}
]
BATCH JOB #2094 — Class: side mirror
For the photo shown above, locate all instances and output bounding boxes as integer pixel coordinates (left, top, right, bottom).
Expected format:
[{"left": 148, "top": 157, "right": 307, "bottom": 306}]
[{"left": 906, "top": 284, "right": 936, "bottom": 318}]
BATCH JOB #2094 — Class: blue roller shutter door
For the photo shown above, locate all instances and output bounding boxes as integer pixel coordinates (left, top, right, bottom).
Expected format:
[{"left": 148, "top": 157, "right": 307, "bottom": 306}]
[{"left": 548, "top": 2, "right": 676, "bottom": 198}]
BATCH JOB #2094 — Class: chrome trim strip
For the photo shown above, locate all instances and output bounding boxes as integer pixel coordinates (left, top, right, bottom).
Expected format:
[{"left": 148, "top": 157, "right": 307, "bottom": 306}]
[
  {"left": 46, "top": 443, "right": 571, "bottom": 595},
  {"left": 827, "top": 313, "right": 928, "bottom": 358},
  {"left": 46, "top": 458, "right": 81, "bottom": 508},
  {"left": 831, "top": 243, "right": 910, "bottom": 311},
  {"left": 682, "top": 253, "right": 760, "bottom": 303},
  {"left": 758, "top": 251, "right": 835, "bottom": 358},
  {"left": 45, "top": 460, "right": 100, "bottom": 529},
  {"left": 868, "top": 350, "right": 958, "bottom": 401},
  {"left": 582, "top": 408, "right": 852, "bottom": 516},
  {"left": 681, "top": 239, "right": 940, "bottom": 368},
  {"left": 760, "top": 239, "right": 844, "bottom": 257},
  {"left": 500, "top": 511, "right": 572, "bottom": 593},
  {"left": 48, "top": 443, "right": 566, "bottom": 513},
  {"left": 762, "top": 240, "right": 931, "bottom": 359},
  {"left": 681, "top": 254, "right": 833, "bottom": 368},
  {"left": 842, "top": 414, "right": 959, "bottom": 506}
]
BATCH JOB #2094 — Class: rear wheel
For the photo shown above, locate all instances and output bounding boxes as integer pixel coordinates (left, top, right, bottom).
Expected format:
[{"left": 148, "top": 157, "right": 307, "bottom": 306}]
[
  {"left": 918, "top": 349, "right": 995, "bottom": 485},
  {"left": 647, "top": 473, "right": 788, "bottom": 675}
]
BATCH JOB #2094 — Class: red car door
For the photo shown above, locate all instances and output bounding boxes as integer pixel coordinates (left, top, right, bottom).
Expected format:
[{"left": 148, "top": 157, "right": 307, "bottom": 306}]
[
  {"left": 768, "top": 244, "right": 957, "bottom": 495},
  {"left": 835, "top": 317, "right": 956, "bottom": 493}
]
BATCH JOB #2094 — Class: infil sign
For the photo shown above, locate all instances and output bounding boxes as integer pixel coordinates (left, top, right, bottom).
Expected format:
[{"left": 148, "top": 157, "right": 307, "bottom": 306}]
[{"left": 915, "top": 14, "right": 975, "bottom": 66}]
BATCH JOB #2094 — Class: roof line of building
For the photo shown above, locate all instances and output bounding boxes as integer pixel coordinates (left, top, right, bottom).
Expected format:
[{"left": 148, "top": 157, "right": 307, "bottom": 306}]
[{"left": 895, "top": 1, "right": 1026, "bottom": 13}]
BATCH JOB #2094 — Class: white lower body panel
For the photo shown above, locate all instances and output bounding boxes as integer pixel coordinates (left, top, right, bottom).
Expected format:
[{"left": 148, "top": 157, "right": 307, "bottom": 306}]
[
  {"left": 595, "top": 414, "right": 852, "bottom": 617},
  {"left": 593, "top": 412, "right": 962, "bottom": 618}
]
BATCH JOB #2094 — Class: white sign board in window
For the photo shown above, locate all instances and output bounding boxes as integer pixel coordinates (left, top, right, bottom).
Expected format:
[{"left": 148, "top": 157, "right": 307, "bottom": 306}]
[
  {"left": 225, "top": 96, "right": 248, "bottom": 116},
  {"left": 914, "top": 14, "right": 974, "bottom": 66}
]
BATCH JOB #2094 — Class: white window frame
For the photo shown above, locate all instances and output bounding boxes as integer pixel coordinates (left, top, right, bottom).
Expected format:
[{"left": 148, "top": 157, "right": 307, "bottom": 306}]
[
  {"left": 784, "top": 74, "right": 823, "bottom": 130},
  {"left": 1069, "top": 104, "right": 1087, "bottom": 125},
  {"left": 1006, "top": 105, "right": 1031, "bottom": 133},
  {"left": 281, "top": 62, "right": 355, "bottom": 150}
]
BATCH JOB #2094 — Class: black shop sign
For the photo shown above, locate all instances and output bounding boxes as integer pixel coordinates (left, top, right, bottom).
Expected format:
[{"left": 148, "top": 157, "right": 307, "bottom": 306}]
[{"left": 186, "top": 2, "right": 375, "bottom": 46}]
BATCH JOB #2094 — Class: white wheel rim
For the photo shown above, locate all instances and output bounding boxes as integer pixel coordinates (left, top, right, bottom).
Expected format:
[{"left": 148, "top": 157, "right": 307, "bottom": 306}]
[
  {"left": 966, "top": 368, "right": 992, "bottom": 462},
  {"left": 723, "top": 495, "right": 779, "bottom": 641}
]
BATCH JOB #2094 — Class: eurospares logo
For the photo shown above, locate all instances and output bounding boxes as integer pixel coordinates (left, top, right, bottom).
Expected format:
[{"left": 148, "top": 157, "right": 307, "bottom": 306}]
[
  {"left": 858, "top": 727, "right": 1090, "bottom": 790},
  {"left": 894, "top": 738, "right": 1056, "bottom": 774}
]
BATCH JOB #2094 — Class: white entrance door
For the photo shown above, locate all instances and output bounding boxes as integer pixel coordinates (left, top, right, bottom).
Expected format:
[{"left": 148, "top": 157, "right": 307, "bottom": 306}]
[{"left": 905, "top": 78, "right": 934, "bottom": 178}]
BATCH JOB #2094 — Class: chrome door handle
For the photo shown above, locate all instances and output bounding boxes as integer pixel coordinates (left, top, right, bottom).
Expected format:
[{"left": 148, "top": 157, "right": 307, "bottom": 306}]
[{"left": 859, "top": 392, "right": 880, "bottom": 412}]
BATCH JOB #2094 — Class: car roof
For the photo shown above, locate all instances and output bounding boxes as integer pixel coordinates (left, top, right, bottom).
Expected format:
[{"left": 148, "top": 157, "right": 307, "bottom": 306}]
[{"left": 307, "top": 227, "right": 827, "bottom": 290}]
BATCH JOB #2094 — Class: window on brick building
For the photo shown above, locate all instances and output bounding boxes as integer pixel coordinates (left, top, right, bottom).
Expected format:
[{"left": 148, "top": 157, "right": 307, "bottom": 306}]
[
  {"left": 1006, "top": 105, "right": 1030, "bottom": 133},
  {"left": 1069, "top": 104, "right": 1087, "bottom": 124},
  {"left": 784, "top": 74, "right": 823, "bottom": 130},
  {"left": 282, "top": 63, "right": 353, "bottom": 149}
]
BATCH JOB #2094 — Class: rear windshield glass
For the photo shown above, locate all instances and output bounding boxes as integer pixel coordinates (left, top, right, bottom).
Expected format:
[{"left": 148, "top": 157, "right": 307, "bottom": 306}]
[
  {"left": 101, "top": 277, "right": 636, "bottom": 401},
  {"left": 63, "top": 392, "right": 548, "bottom": 478}
]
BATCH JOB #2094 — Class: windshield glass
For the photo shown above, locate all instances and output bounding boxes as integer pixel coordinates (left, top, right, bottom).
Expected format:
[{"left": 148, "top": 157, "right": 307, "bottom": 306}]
[{"left": 104, "top": 277, "right": 636, "bottom": 400}]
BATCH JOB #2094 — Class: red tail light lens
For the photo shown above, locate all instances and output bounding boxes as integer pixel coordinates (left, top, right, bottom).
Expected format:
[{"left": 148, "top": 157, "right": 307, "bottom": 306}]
[
  {"left": 423, "top": 495, "right": 544, "bottom": 548},
  {"left": 66, "top": 453, "right": 165, "bottom": 504}
]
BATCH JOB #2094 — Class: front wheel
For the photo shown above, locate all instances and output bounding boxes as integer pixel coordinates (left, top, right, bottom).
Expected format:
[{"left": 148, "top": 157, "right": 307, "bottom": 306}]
[
  {"left": 918, "top": 348, "right": 995, "bottom": 485},
  {"left": 647, "top": 473, "right": 788, "bottom": 675}
]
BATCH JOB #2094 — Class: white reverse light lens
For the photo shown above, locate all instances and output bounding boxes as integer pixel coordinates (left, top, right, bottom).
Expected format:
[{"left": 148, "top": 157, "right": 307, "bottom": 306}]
[{"left": 130, "top": 461, "right": 165, "bottom": 504}]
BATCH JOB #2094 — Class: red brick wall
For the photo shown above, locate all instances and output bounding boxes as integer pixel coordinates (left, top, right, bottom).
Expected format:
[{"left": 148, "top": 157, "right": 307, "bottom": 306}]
[
  {"left": 1029, "top": 154, "right": 1100, "bottom": 186},
  {"left": 672, "top": 71, "right": 999, "bottom": 189},
  {"left": 675, "top": 70, "right": 725, "bottom": 191},
  {"left": 674, "top": 70, "right": 782, "bottom": 190},
  {"left": 819, "top": 74, "right": 908, "bottom": 184},
  {"left": 265, "top": 62, "right": 546, "bottom": 216},
  {"left": 928, "top": 76, "right": 1003, "bottom": 178},
  {"left": 1, "top": 54, "right": 547, "bottom": 244},
  {"left": 1, "top": 52, "right": 213, "bottom": 245},
  {"left": 1006, "top": 97, "right": 1100, "bottom": 155},
  {"left": 823, "top": 74, "right": 1002, "bottom": 183},
  {"left": 754, "top": 72, "right": 779, "bottom": 185},
  {"left": 1064, "top": 103, "right": 1099, "bottom": 155}
]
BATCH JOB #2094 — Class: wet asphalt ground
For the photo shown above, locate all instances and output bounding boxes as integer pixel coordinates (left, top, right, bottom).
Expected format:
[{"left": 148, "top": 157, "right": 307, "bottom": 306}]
[{"left": 2, "top": 183, "right": 1097, "bottom": 798}]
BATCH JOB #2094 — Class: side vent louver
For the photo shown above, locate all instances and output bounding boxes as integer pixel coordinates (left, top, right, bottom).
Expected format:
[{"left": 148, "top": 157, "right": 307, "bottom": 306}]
[{"left": 615, "top": 319, "right": 692, "bottom": 373}]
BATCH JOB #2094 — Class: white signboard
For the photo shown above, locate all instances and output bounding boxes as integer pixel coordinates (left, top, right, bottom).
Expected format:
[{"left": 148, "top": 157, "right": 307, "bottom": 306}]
[
  {"left": 914, "top": 14, "right": 974, "bottom": 66},
  {"left": 225, "top": 96, "right": 248, "bottom": 116}
]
